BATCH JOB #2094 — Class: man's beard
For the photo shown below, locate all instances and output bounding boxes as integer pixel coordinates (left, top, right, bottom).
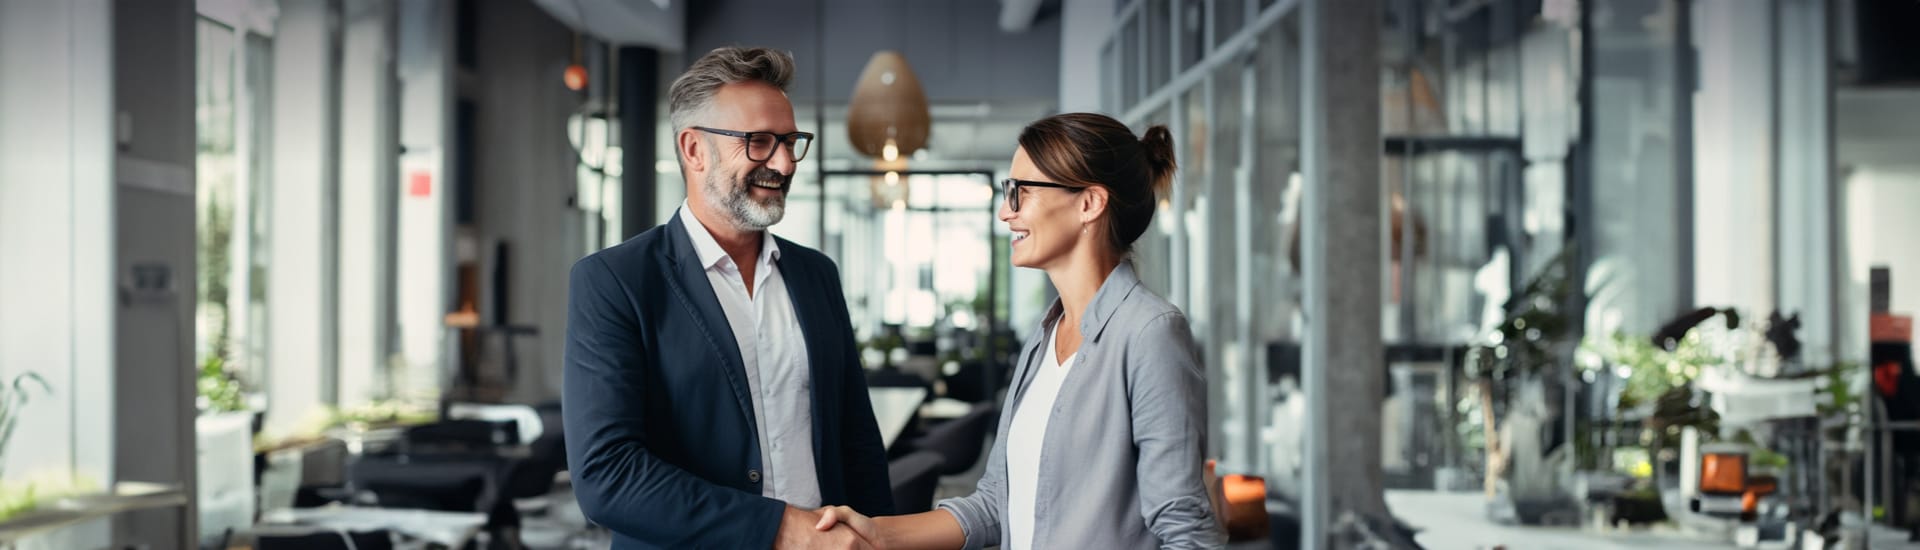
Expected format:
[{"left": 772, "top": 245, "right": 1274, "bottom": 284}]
[{"left": 703, "top": 165, "right": 790, "bottom": 231}]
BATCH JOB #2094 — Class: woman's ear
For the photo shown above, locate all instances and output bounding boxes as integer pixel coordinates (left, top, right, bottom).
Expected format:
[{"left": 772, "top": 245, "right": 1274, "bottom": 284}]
[
  {"left": 1080, "top": 185, "right": 1111, "bottom": 225},
  {"left": 676, "top": 129, "right": 706, "bottom": 174}
]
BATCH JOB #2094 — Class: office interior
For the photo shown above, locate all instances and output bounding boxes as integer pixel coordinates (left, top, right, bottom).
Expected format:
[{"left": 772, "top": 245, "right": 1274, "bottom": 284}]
[{"left": 3, "top": 0, "right": 1920, "bottom": 548}]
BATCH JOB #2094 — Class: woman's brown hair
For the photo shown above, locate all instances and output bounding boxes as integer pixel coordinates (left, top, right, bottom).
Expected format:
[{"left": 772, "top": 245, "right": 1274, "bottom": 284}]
[{"left": 1017, "top": 113, "right": 1176, "bottom": 254}]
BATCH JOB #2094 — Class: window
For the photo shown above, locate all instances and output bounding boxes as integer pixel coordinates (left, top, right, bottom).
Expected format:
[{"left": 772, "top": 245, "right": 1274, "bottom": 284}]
[{"left": 195, "top": 17, "right": 272, "bottom": 401}]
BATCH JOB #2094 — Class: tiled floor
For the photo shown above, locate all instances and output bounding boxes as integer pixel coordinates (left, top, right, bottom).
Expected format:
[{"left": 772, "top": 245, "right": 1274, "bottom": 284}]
[{"left": 1386, "top": 490, "right": 1920, "bottom": 550}]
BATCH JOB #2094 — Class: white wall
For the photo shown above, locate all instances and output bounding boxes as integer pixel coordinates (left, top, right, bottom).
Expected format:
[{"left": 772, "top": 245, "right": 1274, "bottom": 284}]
[
  {"left": 1839, "top": 85, "right": 1920, "bottom": 361},
  {"left": 0, "top": 8, "right": 117, "bottom": 548},
  {"left": 1845, "top": 171, "right": 1920, "bottom": 325}
]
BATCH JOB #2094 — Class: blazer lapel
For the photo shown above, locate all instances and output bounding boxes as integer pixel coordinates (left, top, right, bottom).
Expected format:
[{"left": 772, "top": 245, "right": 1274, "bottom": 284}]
[{"left": 658, "top": 215, "right": 759, "bottom": 434}]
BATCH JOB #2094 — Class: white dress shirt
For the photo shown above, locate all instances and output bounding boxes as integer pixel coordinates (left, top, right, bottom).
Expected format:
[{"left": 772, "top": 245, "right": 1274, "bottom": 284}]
[
  {"left": 1005, "top": 321, "right": 1076, "bottom": 550},
  {"left": 678, "top": 203, "right": 820, "bottom": 508}
]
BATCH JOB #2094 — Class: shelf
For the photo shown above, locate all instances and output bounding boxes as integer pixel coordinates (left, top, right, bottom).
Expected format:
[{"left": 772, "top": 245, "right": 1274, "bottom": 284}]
[{"left": 0, "top": 482, "right": 187, "bottom": 543}]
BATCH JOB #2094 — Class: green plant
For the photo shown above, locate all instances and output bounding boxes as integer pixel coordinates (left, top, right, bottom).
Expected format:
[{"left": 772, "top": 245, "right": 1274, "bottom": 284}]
[
  {"left": 197, "top": 355, "right": 245, "bottom": 414},
  {"left": 1470, "top": 246, "right": 1581, "bottom": 381},
  {"left": 1464, "top": 246, "right": 1581, "bottom": 497},
  {"left": 0, "top": 372, "right": 51, "bottom": 480},
  {"left": 1582, "top": 331, "right": 1718, "bottom": 412},
  {"left": 1818, "top": 361, "right": 1864, "bottom": 417}
]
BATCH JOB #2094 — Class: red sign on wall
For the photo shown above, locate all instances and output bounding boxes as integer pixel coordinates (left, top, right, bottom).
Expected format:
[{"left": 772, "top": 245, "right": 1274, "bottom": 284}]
[{"left": 408, "top": 171, "right": 433, "bottom": 197}]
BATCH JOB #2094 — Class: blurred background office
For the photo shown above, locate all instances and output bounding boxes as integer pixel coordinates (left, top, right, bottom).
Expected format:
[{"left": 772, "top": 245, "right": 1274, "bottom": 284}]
[{"left": 2, "top": 0, "right": 1919, "bottom": 548}]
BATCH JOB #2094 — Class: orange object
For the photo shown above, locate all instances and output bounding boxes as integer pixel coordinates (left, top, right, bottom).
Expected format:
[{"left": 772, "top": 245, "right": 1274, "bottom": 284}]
[
  {"left": 1699, "top": 453, "right": 1747, "bottom": 495},
  {"left": 1741, "top": 476, "right": 1777, "bottom": 520},
  {"left": 564, "top": 64, "right": 588, "bottom": 91},
  {"left": 1872, "top": 314, "right": 1913, "bottom": 343},
  {"left": 1221, "top": 474, "right": 1269, "bottom": 542}
]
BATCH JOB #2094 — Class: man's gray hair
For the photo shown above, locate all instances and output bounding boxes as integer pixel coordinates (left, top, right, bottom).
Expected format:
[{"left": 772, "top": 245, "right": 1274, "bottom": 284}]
[{"left": 667, "top": 47, "right": 796, "bottom": 131}]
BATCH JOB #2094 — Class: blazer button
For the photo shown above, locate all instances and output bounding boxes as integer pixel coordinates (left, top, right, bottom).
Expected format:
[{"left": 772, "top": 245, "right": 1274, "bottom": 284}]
[{"left": 748, "top": 469, "right": 762, "bottom": 483}]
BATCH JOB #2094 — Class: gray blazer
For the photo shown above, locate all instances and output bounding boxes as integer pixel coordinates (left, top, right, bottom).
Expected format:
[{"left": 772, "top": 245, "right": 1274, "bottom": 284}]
[{"left": 937, "top": 262, "right": 1225, "bottom": 549}]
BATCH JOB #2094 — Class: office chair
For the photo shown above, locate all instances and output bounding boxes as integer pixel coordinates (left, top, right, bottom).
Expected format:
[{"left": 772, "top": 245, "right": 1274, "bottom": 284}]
[{"left": 888, "top": 451, "right": 947, "bottom": 514}]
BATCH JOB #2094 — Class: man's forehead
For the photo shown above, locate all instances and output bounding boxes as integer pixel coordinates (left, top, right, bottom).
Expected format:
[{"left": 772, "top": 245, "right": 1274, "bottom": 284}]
[{"left": 707, "top": 82, "right": 796, "bottom": 128}]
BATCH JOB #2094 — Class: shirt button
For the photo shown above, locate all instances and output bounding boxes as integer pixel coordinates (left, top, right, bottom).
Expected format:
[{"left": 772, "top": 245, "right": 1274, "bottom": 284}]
[{"left": 748, "top": 469, "right": 762, "bottom": 483}]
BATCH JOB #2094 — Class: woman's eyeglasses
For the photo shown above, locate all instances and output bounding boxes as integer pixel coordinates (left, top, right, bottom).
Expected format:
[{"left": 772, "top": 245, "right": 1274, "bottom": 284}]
[{"left": 1000, "top": 178, "right": 1084, "bottom": 212}]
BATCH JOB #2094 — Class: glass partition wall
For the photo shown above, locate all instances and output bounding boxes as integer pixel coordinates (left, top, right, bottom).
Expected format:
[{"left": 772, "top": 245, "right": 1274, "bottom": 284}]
[{"left": 1099, "top": 0, "right": 1620, "bottom": 503}]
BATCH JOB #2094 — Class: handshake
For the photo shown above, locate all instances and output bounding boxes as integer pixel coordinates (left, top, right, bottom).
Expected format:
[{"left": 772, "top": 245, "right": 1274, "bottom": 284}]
[
  {"left": 770, "top": 504, "right": 894, "bottom": 550},
  {"left": 773, "top": 460, "right": 1239, "bottom": 550}
]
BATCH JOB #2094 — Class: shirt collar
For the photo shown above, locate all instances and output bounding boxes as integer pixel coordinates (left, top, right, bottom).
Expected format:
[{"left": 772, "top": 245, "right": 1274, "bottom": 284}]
[{"left": 677, "top": 200, "right": 781, "bottom": 272}]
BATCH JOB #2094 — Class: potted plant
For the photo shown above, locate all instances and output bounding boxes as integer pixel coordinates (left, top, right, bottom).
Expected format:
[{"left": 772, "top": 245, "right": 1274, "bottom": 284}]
[
  {"left": 1463, "top": 246, "right": 1580, "bottom": 523},
  {"left": 0, "top": 372, "right": 51, "bottom": 521}
]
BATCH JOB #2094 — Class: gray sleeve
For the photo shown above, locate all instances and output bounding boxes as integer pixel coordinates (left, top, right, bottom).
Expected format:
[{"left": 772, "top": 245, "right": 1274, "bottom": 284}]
[
  {"left": 934, "top": 421, "right": 1008, "bottom": 550},
  {"left": 1129, "top": 312, "right": 1228, "bottom": 549}
]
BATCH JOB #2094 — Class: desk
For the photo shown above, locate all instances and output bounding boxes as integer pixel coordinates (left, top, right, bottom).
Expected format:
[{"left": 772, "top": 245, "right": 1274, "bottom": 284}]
[
  {"left": 919, "top": 397, "right": 973, "bottom": 420},
  {"left": 256, "top": 506, "right": 485, "bottom": 548},
  {"left": 868, "top": 387, "right": 929, "bottom": 450}
]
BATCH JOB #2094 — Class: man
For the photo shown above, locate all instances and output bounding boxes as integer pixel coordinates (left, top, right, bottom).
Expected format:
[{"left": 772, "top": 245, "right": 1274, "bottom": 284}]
[{"left": 563, "top": 46, "right": 892, "bottom": 549}]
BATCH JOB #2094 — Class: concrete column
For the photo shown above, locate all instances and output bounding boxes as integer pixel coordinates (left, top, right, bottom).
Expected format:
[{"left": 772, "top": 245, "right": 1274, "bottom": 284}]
[
  {"left": 619, "top": 46, "right": 660, "bottom": 239},
  {"left": 395, "top": 0, "right": 454, "bottom": 399},
  {"left": 112, "top": 0, "right": 199, "bottom": 544},
  {"left": 1057, "top": 0, "right": 1116, "bottom": 113},
  {"left": 1693, "top": 0, "right": 1776, "bottom": 314},
  {"left": 1773, "top": 0, "right": 1836, "bottom": 364},
  {"left": 269, "top": 0, "right": 342, "bottom": 432},
  {"left": 337, "top": 0, "right": 400, "bottom": 407},
  {"left": 1300, "top": 0, "right": 1385, "bottom": 546}
]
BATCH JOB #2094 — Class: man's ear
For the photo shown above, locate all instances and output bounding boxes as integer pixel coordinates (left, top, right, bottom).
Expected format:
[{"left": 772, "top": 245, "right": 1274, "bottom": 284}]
[
  {"left": 676, "top": 129, "right": 707, "bottom": 174},
  {"left": 1080, "top": 185, "right": 1111, "bottom": 225}
]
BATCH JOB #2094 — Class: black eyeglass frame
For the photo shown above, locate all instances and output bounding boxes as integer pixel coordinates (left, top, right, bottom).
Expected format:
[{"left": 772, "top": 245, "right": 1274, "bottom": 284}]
[
  {"left": 691, "top": 126, "right": 816, "bottom": 163},
  {"left": 999, "top": 178, "right": 1085, "bottom": 212}
]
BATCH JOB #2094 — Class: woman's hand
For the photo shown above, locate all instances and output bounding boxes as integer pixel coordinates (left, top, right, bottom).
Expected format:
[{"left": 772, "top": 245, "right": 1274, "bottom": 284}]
[
  {"left": 815, "top": 505, "right": 884, "bottom": 549},
  {"left": 1205, "top": 459, "right": 1228, "bottom": 533}
]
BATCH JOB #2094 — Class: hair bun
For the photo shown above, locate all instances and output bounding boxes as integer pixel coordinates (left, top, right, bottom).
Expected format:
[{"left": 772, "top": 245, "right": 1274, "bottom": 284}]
[{"left": 1139, "top": 125, "right": 1177, "bottom": 196}]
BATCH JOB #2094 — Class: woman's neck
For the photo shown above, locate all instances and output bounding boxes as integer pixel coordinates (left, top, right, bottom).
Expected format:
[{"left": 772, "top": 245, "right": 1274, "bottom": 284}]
[{"left": 1045, "top": 245, "right": 1122, "bottom": 331}]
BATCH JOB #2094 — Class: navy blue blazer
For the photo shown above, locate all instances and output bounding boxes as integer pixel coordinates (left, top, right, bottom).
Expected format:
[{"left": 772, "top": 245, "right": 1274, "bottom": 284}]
[{"left": 563, "top": 214, "right": 894, "bottom": 549}]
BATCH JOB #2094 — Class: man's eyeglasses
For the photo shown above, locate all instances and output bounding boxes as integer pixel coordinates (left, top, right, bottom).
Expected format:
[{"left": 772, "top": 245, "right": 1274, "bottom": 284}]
[
  {"left": 691, "top": 126, "right": 814, "bottom": 163},
  {"left": 1000, "top": 178, "right": 1084, "bottom": 212}
]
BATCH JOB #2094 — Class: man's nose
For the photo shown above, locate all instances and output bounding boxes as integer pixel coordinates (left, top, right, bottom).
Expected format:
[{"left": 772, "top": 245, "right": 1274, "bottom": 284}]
[{"left": 765, "top": 143, "right": 798, "bottom": 175}]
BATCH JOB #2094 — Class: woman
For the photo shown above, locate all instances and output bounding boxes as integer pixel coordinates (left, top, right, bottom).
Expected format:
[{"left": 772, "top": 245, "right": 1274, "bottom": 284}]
[{"left": 816, "top": 113, "right": 1225, "bottom": 549}]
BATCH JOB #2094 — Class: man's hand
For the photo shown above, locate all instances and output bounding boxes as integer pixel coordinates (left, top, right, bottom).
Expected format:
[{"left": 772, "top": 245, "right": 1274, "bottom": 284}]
[
  {"left": 813, "top": 505, "right": 883, "bottom": 548},
  {"left": 774, "top": 506, "right": 874, "bottom": 550}
]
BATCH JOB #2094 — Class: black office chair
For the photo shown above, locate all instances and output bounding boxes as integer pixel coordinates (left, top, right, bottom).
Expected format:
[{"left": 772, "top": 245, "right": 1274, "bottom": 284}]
[
  {"left": 907, "top": 403, "right": 998, "bottom": 477},
  {"left": 348, "top": 417, "right": 526, "bottom": 536},
  {"left": 256, "top": 529, "right": 395, "bottom": 550},
  {"left": 938, "top": 360, "right": 995, "bottom": 404},
  {"left": 402, "top": 418, "right": 521, "bottom": 452},
  {"left": 888, "top": 451, "right": 946, "bottom": 514},
  {"left": 866, "top": 366, "right": 932, "bottom": 390},
  {"left": 348, "top": 452, "right": 512, "bottom": 521},
  {"left": 503, "top": 402, "right": 568, "bottom": 513}
]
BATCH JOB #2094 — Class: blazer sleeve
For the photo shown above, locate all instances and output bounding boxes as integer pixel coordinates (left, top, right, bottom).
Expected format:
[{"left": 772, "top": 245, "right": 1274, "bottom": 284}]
[
  {"left": 1128, "top": 312, "right": 1228, "bottom": 549},
  {"left": 823, "top": 258, "right": 895, "bottom": 514},
  {"left": 562, "top": 254, "right": 786, "bottom": 547}
]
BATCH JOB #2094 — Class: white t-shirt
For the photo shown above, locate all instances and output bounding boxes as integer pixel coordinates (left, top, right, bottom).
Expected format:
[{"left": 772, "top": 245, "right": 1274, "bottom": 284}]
[{"left": 1006, "top": 322, "right": 1076, "bottom": 550}]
